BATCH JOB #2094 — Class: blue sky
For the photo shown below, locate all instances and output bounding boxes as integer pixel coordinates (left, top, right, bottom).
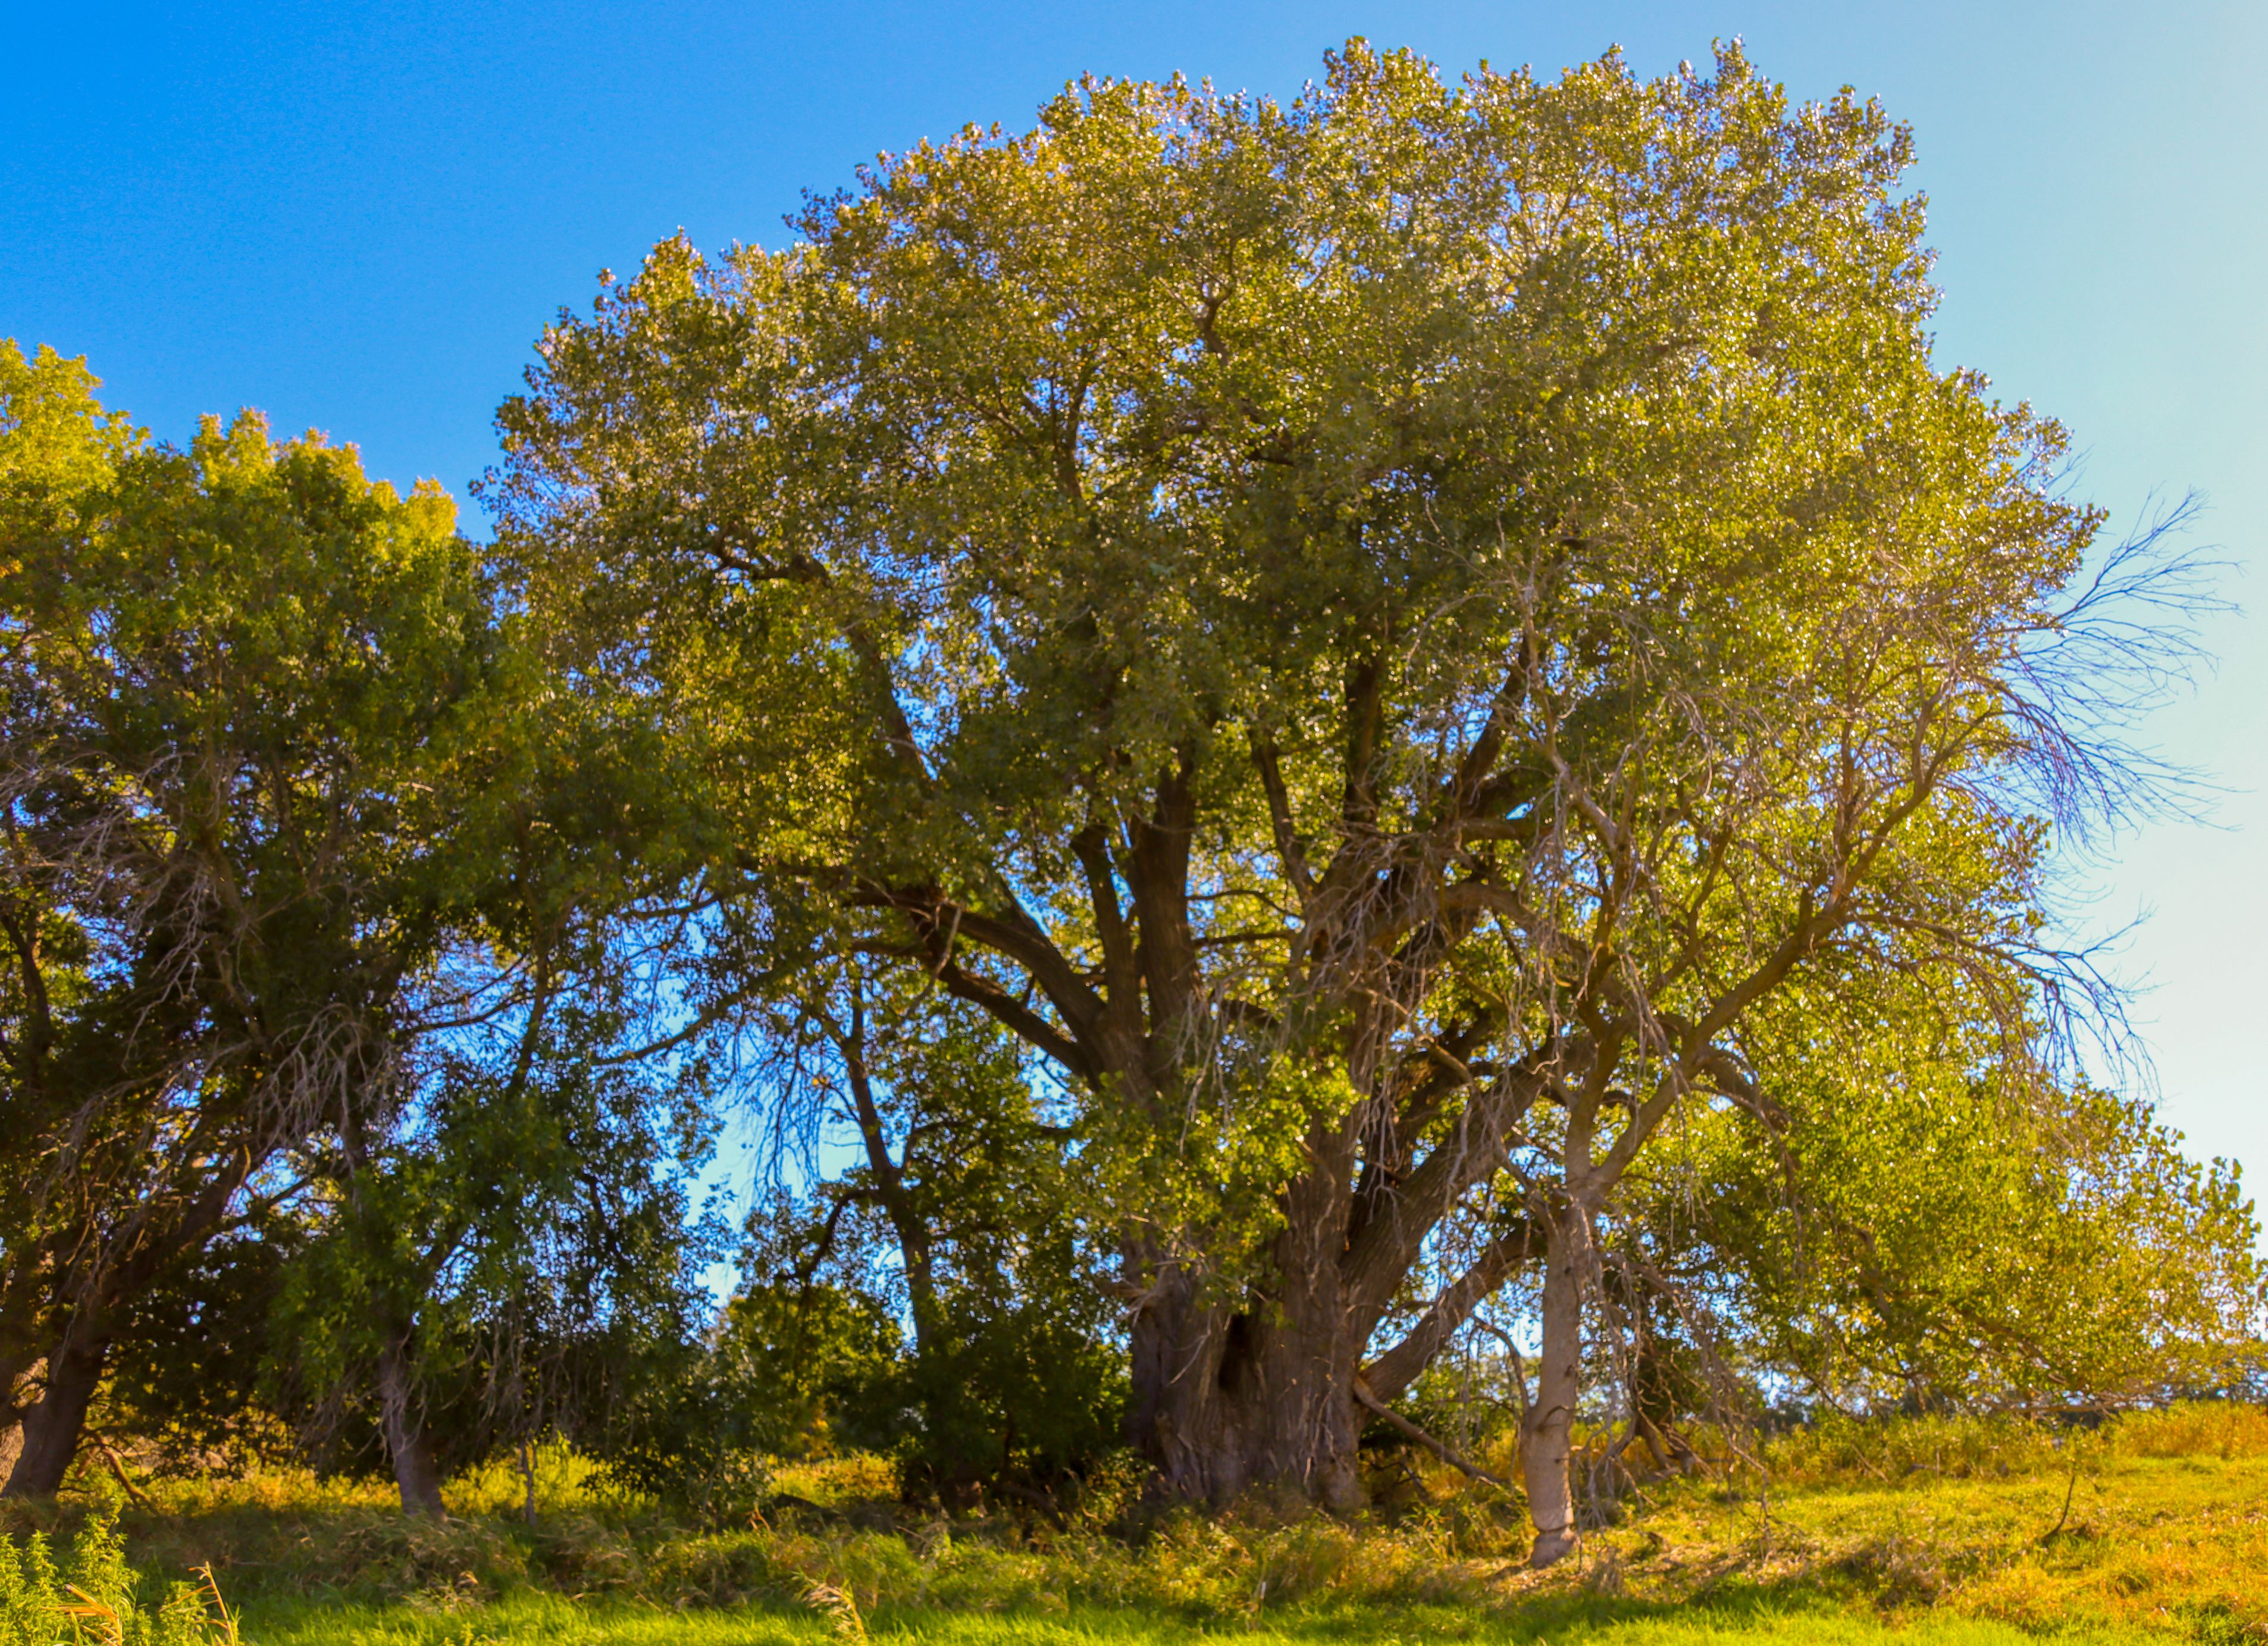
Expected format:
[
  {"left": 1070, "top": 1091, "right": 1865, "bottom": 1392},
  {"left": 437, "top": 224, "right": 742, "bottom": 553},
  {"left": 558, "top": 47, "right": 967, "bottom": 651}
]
[{"left": 7, "top": 0, "right": 2263, "bottom": 1197}]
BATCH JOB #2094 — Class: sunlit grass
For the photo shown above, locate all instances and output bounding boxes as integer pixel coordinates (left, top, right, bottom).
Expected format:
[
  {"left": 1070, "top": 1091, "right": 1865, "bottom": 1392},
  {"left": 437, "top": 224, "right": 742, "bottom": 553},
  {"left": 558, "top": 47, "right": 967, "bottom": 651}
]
[
  {"left": 10, "top": 1403, "right": 2266, "bottom": 1643},
  {"left": 233, "top": 1595, "right": 2183, "bottom": 1646}
]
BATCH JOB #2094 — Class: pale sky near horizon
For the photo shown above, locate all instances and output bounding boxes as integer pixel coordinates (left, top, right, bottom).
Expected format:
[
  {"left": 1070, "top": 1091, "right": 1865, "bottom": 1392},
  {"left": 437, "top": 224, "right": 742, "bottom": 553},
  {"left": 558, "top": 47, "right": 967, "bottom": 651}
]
[{"left": 6, "top": 2, "right": 2262, "bottom": 1200}]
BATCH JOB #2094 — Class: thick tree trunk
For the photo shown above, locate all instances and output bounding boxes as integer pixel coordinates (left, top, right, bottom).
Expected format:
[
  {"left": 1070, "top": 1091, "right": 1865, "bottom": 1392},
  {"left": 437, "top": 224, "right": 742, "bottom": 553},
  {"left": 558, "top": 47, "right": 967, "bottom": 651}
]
[
  {"left": 0, "top": 1355, "right": 39, "bottom": 1488},
  {"left": 1520, "top": 1204, "right": 1590, "bottom": 1567},
  {"left": 377, "top": 1336, "right": 446, "bottom": 1516},
  {"left": 1132, "top": 1295, "right": 1364, "bottom": 1509},
  {"left": 2, "top": 1330, "right": 106, "bottom": 1498},
  {"left": 1130, "top": 1166, "right": 1365, "bottom": 1512}
]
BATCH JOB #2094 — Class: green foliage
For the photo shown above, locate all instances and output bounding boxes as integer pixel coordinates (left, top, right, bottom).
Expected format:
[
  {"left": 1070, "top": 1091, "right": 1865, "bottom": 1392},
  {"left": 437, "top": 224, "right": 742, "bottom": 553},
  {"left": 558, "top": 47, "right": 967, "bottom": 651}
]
[
  {"left": 0, "top": 373, "right": 510, "bottom": 1492},
  {"left": 0, "top": 339, "right": 141, "bottom": 514},
  {"left": 267, "top": 993, "right": 726, "bottom": 1488},
  {"left": 5, "top": 36, "right": 2258, "bottom": 1535},
  {"left": 101, "top": 1219, "right": 304, "bottom": 1475},
  {"left": 1602, "top": 968, "right": 2265, "bottom": 1414},
  {"left": 0, "top": 342, "right": 731, "bottom": 1510},
  {"left": 598, "top": 1281, "right": 900, "bottom": 1526},
  {"left": 0, "top": 1510, "right": 239, "bottom": 1645},
  {"left": 719, "top": 974, "right": 1125, "bottom": 1495},
  {"left": 712, "top": 1284, "right": 906, "bottom": 1461}
]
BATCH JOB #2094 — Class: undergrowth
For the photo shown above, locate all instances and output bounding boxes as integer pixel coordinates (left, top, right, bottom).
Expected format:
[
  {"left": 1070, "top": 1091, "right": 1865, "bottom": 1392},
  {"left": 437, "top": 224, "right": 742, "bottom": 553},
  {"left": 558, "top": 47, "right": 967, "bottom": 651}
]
[
  {"left": 0, "top": 1495, "right": 243, "bottom": 1645},
  {"left": 1, "top": 1403, "right": 2263, "bottom": 1642}
]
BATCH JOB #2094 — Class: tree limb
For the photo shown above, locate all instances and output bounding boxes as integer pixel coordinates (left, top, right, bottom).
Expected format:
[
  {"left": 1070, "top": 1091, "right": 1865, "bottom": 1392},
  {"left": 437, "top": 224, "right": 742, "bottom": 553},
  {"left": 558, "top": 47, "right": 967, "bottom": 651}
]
[{"left": 1351, "top": 1376, "right": 1511, "bottom": 1488}]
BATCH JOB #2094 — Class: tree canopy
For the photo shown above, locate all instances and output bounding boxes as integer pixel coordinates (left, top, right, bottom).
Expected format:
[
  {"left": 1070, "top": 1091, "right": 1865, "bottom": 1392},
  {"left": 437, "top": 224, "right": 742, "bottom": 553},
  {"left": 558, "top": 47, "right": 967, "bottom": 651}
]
[
  {"left": 0, "top": 349, "right": 723, "bottom": 1510},
  {"left": 487, "top": 41, "right": 2257, "bottom": 1563},
  {"left": 0, "top": 384, "right": 497, "bottom": 1497}
]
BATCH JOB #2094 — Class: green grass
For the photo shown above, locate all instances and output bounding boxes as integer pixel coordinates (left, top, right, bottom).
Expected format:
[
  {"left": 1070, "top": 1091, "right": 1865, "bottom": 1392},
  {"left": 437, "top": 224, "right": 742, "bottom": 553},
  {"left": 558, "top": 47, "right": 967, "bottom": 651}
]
[
  {"left": 227, "top": 1595, "right": 2195, "bottom": 1646},
  {"left": 12, "top": 1404, "right": 2268, "bottom": 1644}
]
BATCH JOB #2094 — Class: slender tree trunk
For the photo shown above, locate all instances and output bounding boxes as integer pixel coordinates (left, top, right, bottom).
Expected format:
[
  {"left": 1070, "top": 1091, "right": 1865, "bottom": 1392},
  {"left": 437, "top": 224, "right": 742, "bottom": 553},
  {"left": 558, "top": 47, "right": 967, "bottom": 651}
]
[
  {"left": 376, "top": 1335, "right": 446, "bottom": 1516},
  {"left": 339, "top": 1081, "right": 446, "bottom": 1517},
  {"left": 1520, "top": 1203, "right": 1591, "bottom": 1567},
  {"left": 839, "top": 1008, "right": 941, "bottom": 1356},
  {"left": 2, "top": 1329, "right": 106, "bottom": 1498}
]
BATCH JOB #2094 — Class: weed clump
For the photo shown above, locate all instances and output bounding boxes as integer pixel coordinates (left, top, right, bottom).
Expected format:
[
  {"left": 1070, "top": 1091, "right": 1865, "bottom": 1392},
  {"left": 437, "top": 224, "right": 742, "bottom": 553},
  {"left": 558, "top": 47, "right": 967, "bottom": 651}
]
[{"left": 0, "top": 1509, "right": 242, "bottom": 1646}]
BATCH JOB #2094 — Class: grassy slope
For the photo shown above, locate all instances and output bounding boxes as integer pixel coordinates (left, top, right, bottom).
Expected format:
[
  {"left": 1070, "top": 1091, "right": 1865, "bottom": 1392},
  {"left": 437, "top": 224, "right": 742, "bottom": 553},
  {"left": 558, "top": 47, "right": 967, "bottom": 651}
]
[{"left": 20, "top": 1407, "right": 2268, "bottom": 1644}]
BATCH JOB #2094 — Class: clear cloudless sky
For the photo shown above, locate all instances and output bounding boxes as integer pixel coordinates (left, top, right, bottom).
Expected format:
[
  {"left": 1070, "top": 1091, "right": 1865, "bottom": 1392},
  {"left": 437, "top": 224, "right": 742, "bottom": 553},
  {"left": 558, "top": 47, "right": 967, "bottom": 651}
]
[{"left": 6, "top": 1, "right": 2263, "bottom": 1197}]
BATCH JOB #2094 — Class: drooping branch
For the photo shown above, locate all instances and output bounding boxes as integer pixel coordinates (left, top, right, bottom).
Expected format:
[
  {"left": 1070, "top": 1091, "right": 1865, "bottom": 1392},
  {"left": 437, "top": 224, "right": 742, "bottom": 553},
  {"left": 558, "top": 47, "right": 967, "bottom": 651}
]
[
  {"left": 1362, "top": 1217, "right": 1540, "bottom": 1404},
  {"left": 1343, "top": 1066, "right": 1546, "bottom": 1333},
  {"left": 1351, "top": 1376, "right": 1511, "bottom": 1488}
]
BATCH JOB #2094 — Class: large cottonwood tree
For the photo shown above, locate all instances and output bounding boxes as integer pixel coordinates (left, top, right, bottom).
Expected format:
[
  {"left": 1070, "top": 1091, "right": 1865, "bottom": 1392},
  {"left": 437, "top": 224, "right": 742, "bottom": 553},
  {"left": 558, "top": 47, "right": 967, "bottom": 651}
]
[{"left": 492, "top": 45, "right": 2188, "bottom": 1561}]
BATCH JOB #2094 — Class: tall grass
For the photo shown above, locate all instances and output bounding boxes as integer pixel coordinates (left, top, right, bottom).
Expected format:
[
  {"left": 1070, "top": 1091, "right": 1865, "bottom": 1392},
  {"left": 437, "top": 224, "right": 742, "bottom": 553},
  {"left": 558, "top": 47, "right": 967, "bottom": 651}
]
[
  {"left": 0, "top": 1503, "right": 243, "bottom": 1646},
  {"left": 1762, "top": 1401, "right": 2268, "bottom": 1485},
  {"left": 6, "top": 1402, "right": 2266, "bottom": 1641}
]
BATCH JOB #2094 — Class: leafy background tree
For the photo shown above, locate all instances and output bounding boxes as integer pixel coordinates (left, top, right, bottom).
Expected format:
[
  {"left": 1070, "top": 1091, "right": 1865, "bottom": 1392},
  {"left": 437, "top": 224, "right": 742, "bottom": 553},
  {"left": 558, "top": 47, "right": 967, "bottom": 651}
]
[
  {"left": 0, "top": 378, "right": 499, "bottom": 1498},
  {"left": 729, "top": 960, "right": 1124, "bottom": 1500},
  {"left": 266, "top": 989, "right": 724, "bottom": 1514},
  {"left": 0, "top": 342, "right": 739, "bottom": 1514}
]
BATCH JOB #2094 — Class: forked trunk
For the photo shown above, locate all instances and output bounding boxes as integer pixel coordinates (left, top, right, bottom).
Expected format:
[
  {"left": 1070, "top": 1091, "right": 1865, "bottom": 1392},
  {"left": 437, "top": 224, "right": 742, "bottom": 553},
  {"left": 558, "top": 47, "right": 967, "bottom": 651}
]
[
  {"left": 2, "top": 1331, "right": 106, "bottom": 1499},
  {"left": 377, "top": 1335, "right": 446, "bottom": 1516},
  {"left": 1520, "top": 1203, "right": 1591, "bottom": 1567}
]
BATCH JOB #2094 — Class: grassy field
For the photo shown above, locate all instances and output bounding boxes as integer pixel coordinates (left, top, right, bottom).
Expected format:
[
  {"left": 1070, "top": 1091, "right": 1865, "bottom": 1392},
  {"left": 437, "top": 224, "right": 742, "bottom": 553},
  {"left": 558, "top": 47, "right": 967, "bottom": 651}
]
[{"left": 7, "top": 1405, "right": 2266, "bottom": 1644}]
